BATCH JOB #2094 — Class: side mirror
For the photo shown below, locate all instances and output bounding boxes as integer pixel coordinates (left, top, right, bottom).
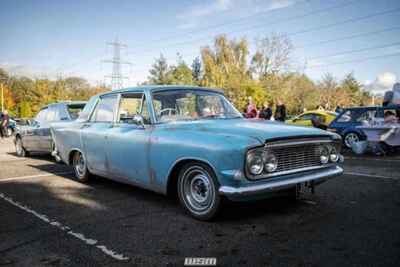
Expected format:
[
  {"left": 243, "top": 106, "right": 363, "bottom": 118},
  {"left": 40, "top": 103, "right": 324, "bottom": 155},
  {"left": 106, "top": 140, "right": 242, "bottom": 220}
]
[{"left": 132, "top": 115, "right": 145, "bottom": 127}]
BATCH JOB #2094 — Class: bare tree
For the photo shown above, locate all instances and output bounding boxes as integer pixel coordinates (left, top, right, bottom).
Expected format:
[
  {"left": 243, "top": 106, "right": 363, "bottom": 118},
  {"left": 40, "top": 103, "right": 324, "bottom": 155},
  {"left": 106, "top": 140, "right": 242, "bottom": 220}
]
[{"left": 250, "top": 33, "right": 293, "bottom": 79}]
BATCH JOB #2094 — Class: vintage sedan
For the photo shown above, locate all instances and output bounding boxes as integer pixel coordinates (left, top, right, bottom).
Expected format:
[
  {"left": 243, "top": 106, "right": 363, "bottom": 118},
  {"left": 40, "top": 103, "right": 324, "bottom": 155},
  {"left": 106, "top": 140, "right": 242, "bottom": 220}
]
[
  {"left": 51, "top": 86, "right": 344, "bottom": 220},
  {"left": 15, "top": 101, "right": 86, "bottom": 157}
]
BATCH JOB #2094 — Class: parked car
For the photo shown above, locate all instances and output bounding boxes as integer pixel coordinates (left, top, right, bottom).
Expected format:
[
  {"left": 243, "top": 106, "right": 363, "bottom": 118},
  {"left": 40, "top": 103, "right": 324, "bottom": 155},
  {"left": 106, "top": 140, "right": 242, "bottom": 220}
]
[
  {"left": 286, "top": 110, "right": 338, "bottom": 127},
  {"left": 5, "top": 118, "right": 17, "bottom": 136},
  {"left": 15, "top": 101, "right": 86, "bottom": 157},
  {"left": 327, "top": 104, "right": 400, "bottom": 148},
  {"left": 51, "top": 86, "right": 344, "bottom": 220}
]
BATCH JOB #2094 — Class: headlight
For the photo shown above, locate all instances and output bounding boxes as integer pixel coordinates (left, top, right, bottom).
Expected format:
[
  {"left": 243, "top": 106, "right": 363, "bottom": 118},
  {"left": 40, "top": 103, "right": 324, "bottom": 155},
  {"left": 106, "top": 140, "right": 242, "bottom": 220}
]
[
  {"left": 319, "top": 145, "right": 330, "bottom": 164},
  {"left": 246, "top": 150, "right": 264, "bottom": 175},
  {"left": 264, "top": 151, "right": 278, "bottom": 172},
  {"left": 329, "top": 146, "right": 340, "bottom": 162}
]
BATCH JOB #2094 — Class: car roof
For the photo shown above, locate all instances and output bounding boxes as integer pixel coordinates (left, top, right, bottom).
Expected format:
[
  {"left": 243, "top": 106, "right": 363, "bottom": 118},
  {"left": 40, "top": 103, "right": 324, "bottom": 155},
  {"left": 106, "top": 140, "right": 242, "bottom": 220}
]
[
  {"left": 43, "top": 101, "right": 86, "bottom": 109},
  {"left": 98, "top": 85, "right": 224, "bottom": 97},
  {"left": 343, "top": 104, "right": 400, "bottom": 110}
]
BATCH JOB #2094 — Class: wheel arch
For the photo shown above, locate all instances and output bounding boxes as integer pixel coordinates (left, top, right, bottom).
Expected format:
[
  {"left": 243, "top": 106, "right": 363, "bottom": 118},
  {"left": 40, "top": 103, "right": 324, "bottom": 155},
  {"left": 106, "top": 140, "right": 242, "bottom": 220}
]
[
  {"left": 68, "top": 148, "right": 85, "bottom": 165},
  {"left": 166, "top": 158, "right": 218, "bottom": 198}
]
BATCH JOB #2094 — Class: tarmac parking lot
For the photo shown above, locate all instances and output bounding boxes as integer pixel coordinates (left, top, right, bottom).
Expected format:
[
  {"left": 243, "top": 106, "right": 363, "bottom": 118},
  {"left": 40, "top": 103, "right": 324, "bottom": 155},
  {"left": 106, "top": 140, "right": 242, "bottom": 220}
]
[{"left": 0, "top": 137, "right": 399, "bottom": 267}]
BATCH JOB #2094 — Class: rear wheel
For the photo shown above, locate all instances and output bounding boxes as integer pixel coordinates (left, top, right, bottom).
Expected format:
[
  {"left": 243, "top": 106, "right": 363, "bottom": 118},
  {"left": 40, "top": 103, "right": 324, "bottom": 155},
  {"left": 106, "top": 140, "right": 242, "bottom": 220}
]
[
  {"left": 6, "top": 128, "right": 13, "bottom": 137},
  {"left": 177, "top": 163, "right": 221, "bottom": 221},
  {"left": 344, "top": 132, "right": 360, "bottom": 148},
  {"left": 15, "top": 137, "right": 28, "bottom": 157},
  {"left": 72, "top": 151, "right": 90, "bottom": 182}
]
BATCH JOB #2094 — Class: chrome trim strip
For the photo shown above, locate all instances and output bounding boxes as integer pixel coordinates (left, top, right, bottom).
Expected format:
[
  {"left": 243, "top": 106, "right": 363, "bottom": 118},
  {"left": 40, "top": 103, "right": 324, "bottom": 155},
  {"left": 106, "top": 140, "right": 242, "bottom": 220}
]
[
  {"left": 250, "top": 164, "right": 335, "bottom": 179},
  {"left": 265, "top": 139, "right": 332, "bottom": 148},
  {"left": 219, "top": 166, "right": 343, "bottom": 197}
]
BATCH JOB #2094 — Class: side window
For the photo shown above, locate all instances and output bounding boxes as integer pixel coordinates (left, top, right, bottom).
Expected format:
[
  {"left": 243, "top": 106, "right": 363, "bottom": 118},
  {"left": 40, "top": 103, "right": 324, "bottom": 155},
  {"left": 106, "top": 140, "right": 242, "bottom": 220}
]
[
  {"left": 118, "top": 93, "right": 150, "bottom": 124},
  {"left": 337, "top": 110, "right": 352, "bottom": 122},
  {"left": 299, "top": 114, "right": 313, "bottom": 120},
  {"left": 79, "top": 97, "right": 97, "bottom": 121},
  {"left": 35, "top": 108, "right": 48, "bottom": 123},
  {"left": 91, "top": 95, "right": 118, "bottom": 122},
  {"left": 356, "top": 110, "right": 376, "bottom": 122},
  {"left": 45, "top": 107, "right": 57, "bottom": 122}
]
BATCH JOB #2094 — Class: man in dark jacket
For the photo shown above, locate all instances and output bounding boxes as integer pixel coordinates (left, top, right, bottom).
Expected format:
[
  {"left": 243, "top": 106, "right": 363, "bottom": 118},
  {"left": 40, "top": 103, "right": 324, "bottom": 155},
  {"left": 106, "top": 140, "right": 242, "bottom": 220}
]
[
  {"left": 259, "top": 102, "right": 272, "bottom": 120},
  {"left": 274, "top": 100, "right": 286, "bottom": 122},
  {"left": 0, "top": 110, "right": 10, "bottom": 138}
]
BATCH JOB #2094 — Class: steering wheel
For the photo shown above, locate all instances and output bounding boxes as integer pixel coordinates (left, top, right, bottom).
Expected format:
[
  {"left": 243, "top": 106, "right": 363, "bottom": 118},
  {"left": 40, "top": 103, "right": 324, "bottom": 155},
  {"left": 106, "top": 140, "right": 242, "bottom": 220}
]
[{"left": 159, "top": 108, "right": 177, "bottom": 117}]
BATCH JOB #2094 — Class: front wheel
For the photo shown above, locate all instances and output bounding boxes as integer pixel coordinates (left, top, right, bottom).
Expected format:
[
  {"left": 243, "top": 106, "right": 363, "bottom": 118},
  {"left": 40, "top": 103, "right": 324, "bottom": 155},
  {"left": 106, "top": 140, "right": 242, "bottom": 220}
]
[
  {"left": 178, "top": 163, "right": 221, "bottom": 221},
  {"left": 6, "top": 128, "right": 13, "bottom": 137},
  {"left": 72, "top": 151, "right": 90, "bottom": 182},
  {"left": 15, "top": 137, "right": 28, "bottom": 157},
  {"left": 344, "top": 132, "right": 360, "bottom": 148}
]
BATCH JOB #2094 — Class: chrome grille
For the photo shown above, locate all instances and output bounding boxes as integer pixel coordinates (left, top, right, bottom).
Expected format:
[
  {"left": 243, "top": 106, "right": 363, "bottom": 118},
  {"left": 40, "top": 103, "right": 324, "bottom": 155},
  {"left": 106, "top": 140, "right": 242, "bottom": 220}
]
[{"left": 270, "top": 143, "right": 322, "bottom": 173}]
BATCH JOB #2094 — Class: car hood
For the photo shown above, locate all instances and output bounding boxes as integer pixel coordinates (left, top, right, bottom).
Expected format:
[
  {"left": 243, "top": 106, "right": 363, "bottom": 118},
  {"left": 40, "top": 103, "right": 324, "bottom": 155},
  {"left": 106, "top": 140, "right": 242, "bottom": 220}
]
[{"left": 160, "top": 118, "right": 337, "bottom": 143}]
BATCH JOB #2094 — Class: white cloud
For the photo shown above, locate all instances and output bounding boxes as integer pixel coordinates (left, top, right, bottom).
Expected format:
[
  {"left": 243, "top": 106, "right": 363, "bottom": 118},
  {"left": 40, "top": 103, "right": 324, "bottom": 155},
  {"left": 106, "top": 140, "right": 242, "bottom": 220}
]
[
  {"left": 177, "top": 0, "right": 298, "bottom": 29},
  {"left": 364, "top": 72, "right": 397, "bottom": 94}
]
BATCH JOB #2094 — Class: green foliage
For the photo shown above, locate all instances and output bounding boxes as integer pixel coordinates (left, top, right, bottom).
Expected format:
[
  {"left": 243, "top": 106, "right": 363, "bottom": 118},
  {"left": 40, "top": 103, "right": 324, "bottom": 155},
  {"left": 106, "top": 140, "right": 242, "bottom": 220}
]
[
  {"left": 147, "top": 54, "right": 171, "bottom": 84},
  {"left": 0, "top": 68, "right": 108, "bottom": 118}
]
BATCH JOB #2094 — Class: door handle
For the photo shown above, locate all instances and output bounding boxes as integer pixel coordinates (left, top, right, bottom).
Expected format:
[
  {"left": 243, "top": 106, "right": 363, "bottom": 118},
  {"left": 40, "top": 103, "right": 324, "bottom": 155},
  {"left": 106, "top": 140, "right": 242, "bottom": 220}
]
[{"left": 81, "top": 123, "right": 91, "bottom": 129}]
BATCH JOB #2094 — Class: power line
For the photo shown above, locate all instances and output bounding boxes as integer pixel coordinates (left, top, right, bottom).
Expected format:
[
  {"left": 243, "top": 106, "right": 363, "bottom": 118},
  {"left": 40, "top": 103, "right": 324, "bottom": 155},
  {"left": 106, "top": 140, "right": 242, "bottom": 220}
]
[
  {"left": 102, "top": 38, "right": 131, "bottom": 90},
  {"left": 128, "top": 6, "right": 400, "bottom": 57},
  {"left": 132, "top": 0, "right": 312, "bottom": 47},
  {"left": 295, "top": 26, "right": 400, "bottom": 49},
  {"left": 307, "top": 52, "right": 400, "bottom": 69},
  {"left": 308, "top": 41, "right": 400, "bottom": 60}
]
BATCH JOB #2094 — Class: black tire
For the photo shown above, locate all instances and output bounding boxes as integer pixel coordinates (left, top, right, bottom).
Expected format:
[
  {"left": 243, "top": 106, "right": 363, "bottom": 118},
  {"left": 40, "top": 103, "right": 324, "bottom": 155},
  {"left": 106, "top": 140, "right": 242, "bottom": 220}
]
[
  {"left": 344, "top": 132, "right": 360, "bottom": 148},
  {"left": 15, "top": 137, "right": 28, "bottom": 157},
  {"left": 72, "top": 151, "right": 90, "bottom": 183},
  {"left": 177, "top": 162, "right": 221, "bottom": 221}
]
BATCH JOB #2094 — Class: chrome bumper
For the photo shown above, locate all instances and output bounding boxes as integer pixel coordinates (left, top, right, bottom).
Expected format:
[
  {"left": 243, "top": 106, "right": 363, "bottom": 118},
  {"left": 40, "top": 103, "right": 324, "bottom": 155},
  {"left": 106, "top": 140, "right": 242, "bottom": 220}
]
[{"left": 219, "top": 166, "right": 343, "bottom": 197}]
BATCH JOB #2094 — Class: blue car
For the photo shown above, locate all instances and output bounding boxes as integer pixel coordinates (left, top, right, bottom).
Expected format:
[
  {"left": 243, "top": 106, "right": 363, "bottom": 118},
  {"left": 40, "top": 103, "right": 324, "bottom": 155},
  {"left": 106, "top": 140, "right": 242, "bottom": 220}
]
[
  {"left": 327, "top": 104, "right": 400, "bottom": 148},
  {"left": 51, "top": 86, "right": 344, "bottom": 220}
]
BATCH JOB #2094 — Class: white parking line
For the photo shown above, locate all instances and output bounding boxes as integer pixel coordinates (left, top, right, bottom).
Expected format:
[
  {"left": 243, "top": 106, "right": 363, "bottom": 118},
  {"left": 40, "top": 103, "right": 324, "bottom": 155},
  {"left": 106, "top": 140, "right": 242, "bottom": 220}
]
[
  {"left": 344, "top": 172, "right": 398, "bottom": 180},
  {"left": 0, "top": 192, "right": 130, "bottom": 261},
  {"left": 0, "top": 171, "right": 74, "bottom": 183}
]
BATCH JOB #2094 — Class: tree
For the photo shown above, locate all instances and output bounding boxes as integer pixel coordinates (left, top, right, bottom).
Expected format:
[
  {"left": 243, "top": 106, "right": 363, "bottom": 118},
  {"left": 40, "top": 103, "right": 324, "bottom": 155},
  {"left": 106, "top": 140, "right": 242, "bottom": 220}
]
[
  {"left": 170, "top": 58, "right": 193, "bottom": 85},
  {"left": 147, "top": 54, "right": 171, "bottom": 84},
  {"left": 250, "top": 33, "right": 293, "bottom": 79},
  {"left": 191, "top": 57, "right": 202, "bottom": 84}
]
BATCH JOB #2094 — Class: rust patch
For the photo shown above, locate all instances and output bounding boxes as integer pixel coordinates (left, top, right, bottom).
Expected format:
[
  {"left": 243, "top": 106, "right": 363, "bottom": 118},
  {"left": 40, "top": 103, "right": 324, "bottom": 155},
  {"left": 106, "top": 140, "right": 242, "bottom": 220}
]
[{"left": 149, "top": 168, "right": 156, "bottom": 185}]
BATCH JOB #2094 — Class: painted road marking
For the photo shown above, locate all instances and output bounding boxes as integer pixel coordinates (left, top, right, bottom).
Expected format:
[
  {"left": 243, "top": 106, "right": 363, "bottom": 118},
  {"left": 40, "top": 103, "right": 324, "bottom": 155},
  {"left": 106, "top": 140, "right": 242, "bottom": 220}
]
[
  {"left": 344, "top": 172, "right": 398, "bottom": 180},
  {"left": 0, "top": 171, "right": 73, "bottom": 183},
  {"left": 0, "top": 192, "right": 130, "bottom": 261}
]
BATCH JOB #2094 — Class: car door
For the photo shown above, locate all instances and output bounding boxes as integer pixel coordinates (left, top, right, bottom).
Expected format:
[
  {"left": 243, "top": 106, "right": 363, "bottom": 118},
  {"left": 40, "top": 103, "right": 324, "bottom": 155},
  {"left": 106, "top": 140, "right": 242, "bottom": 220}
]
[
  {"left": 81, "top": 94, "right": 118, "bottom": 175},
  {"left": 38, "top": 105, "right": 58, "bottom": 152},
  {"left": 24, "top": 108, "right": 48, "bottom": 151},
  {"left": 106, "top": 92, "right": 153, "bottom": 185}
]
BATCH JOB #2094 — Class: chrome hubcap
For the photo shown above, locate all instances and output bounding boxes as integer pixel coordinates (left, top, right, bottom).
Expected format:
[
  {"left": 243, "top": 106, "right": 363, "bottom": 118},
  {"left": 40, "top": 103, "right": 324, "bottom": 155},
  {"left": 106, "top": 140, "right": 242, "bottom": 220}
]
[
  {"left": 182, "top": 167, "right": 214, "bottom": 213},
  {"left": 345, "top": 133, "right": 359, "bottom": 147},
  {"left": 74, "top": 153, "right": 85, "bottom": 178}
]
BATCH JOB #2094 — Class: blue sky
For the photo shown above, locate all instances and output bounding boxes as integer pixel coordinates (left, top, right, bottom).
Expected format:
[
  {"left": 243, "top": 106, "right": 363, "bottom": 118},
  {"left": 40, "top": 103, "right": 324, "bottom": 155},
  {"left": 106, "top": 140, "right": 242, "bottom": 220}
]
[{"left": 0, "top": 0, "right": 399, "bottom": 93}]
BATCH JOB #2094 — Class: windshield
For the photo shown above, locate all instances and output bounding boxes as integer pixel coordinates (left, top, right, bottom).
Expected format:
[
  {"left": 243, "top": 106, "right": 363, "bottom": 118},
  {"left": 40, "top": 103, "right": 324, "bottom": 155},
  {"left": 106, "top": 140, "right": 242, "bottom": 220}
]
[{"left": 152, "top": 89, "right": 242, "bottom": 122}]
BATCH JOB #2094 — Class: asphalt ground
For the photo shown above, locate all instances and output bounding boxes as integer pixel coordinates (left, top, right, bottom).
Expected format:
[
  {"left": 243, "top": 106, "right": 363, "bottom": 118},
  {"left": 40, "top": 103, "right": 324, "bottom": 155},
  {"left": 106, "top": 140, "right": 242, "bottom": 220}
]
[{"left": 0, "top": 137, "right": 399, "bottom": 267}]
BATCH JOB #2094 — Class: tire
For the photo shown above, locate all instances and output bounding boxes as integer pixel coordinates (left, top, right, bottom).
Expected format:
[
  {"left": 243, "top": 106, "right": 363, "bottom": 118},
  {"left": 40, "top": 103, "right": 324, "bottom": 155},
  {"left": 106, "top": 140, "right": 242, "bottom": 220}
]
[
  {"left": 344, "top": 132, "right": 360, "bottom": 148},
  {"left": 15, "top": 137, "right": 28, "bottom": 157},
  {"left": 72, "top": 151, "right": 90, "bottom": 183},
  {"left": 177, "top": 162, "right": 221, "bottom": 221}
]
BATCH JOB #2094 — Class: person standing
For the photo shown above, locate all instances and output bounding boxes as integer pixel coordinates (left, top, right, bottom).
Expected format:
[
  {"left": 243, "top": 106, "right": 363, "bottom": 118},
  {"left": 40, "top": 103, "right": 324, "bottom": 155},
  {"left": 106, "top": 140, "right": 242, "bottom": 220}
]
[
  {"left": 0, "top": 110, "right": 10, "bottom": 139},
  {"left": 259, "top": 101, "right": 272, "bottom": 120},
  {"left": 245, "top": 97, "right": 258, "bottom": 118},
  {"left": 274, "top": 100, "right": 286, "bottom": 122}
]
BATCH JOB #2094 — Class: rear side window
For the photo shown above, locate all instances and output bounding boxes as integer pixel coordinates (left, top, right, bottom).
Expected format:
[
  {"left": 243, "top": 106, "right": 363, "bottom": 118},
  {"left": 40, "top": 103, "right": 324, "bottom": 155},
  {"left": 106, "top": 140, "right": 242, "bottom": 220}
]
[
  {"left": 91, "top": 95, "right": 118, "bottom": 122},
  {"left": 79, "top": 97, "right": 97, "bottom": 121},
  {"left": 337, "top": 110, "right": 353, "bottom": 122},
  {"left": 356, "top": 110, "right": 377, "bottom": 122}
]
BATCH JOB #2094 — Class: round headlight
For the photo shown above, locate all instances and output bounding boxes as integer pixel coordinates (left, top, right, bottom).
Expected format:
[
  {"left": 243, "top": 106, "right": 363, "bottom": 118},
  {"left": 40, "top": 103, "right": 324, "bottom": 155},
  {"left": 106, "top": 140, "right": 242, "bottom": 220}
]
[
  {"left": 329, "top": 146, "right": 339, "bottom": 162},
  {"left": 264, "top": 152, "right": 278, "bottom": 172},
  {"left": 247, "top": 151, "right": 264, "bottom": 175},
  {"left": 319, "top": 145, "right": 330, "bottom": 164}
]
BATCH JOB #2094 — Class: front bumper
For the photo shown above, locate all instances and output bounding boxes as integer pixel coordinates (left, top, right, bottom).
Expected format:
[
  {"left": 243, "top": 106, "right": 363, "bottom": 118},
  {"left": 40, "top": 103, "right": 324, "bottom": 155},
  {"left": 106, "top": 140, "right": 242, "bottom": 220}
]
[{"left": 219, "top": 166, "right": 343, "bottom": 198}]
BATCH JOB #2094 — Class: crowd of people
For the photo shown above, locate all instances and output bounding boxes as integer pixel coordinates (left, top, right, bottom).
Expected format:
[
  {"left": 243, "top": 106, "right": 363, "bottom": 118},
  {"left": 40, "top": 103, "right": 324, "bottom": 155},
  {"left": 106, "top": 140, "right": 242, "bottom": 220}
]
[{"left": 244, "top": 97, "right": 287, "bottom": 121}]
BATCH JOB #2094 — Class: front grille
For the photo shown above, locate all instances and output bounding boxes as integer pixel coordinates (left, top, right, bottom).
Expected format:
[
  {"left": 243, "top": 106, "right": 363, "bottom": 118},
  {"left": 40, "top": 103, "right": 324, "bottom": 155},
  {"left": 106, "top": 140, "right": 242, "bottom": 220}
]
[{"left": 270, "top": 143, "right": 322, "bottom": 173}]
